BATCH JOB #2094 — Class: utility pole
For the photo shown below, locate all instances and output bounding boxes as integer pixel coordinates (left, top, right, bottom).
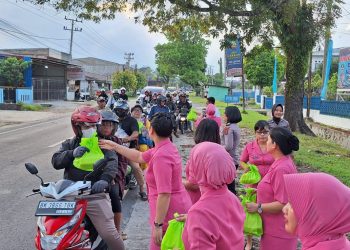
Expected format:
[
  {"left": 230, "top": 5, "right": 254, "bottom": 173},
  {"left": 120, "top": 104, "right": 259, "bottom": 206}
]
[
  {"left": 64, "top": 16, "right": 82, "bottom": 57},
  {"left": 124, "top": 52, "right": 134, "bottom": 70},
  {"left": 321, "top": 0, "right": 333, "bottom": 86}
]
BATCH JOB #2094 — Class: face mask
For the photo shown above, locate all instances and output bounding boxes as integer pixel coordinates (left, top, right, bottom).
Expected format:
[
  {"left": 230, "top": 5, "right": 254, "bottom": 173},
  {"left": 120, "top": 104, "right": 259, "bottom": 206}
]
[{"left": 82, "top": 127, "right": 96, "bottom": 138}]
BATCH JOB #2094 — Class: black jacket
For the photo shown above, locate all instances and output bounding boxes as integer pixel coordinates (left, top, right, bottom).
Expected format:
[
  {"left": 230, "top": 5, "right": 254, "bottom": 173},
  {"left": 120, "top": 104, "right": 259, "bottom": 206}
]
[{"left": 52, "top": 137, "right": 118, "bottom": 183}]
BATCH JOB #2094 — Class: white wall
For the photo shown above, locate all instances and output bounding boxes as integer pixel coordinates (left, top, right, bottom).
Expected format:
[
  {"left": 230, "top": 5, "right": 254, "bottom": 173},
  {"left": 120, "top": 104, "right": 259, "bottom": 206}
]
[{"left": 303, "top": 109, "right": 350, "bottom": 130}]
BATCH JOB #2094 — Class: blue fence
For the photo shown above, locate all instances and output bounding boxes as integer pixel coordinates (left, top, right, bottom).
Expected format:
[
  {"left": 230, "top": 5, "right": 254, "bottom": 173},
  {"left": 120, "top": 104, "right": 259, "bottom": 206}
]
[
  {"left": 303, "top": 96, "right": 321, "bottom": 110},
  {"left": 320, "top": 100, "right": 350, "bottom": 118},
  {"left": 256, "top": 95, "right": 261, "bottom": 104},
  {"left": 16, "top": 88, "right": 33, "bottom": 104},
  {"left": 0, "top": 88, "right": 3, "bottom": 103},
  {"left": 231, "top": 91, "right": 255, "bottom": 99},
  {"left": 275, "top": 95, "right": 285, "bottom": 105},
  {"left": 265, "top": 97, "right": 273, "bottom": 109},
  {"left": 225, "top": 95, "right": 240, "bottom": 103}
]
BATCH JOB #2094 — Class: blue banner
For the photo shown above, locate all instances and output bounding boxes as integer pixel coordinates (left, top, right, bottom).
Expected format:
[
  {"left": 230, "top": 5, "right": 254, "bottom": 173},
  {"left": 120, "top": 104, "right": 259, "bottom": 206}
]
[
  {"left": 225, "top": 39, "right": 242, "bottom": 77},
  {"left": 337, "top": 47, "right": 350, "bottom": 90},
  {"left": 321, "top": 39, "right": 333, "bottom": 100},
  {"left": 272, "top": 55, "right": 278, "bottom": 94}
]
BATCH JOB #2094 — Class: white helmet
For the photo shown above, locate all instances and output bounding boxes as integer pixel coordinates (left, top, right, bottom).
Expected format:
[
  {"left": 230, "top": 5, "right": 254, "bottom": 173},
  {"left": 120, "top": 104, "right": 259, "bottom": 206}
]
[{"left": 120, "top": 87, "right": 126, "bottom": 92}]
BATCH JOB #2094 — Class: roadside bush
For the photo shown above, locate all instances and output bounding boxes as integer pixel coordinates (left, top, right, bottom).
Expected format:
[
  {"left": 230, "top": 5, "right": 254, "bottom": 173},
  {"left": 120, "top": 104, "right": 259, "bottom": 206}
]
[{"left": 18, "top": 102, "right": 45, "bottom": 111}]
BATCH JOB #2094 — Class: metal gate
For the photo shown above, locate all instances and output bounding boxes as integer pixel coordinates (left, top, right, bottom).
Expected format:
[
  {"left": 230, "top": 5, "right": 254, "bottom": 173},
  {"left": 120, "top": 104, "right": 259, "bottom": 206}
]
[{"left": 33, "top": 78, "right": 66, "bottom": 101}]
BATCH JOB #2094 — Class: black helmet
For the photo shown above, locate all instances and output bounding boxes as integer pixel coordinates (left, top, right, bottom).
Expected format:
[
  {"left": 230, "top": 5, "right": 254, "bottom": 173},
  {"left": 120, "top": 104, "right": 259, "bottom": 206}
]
[
  {"left": 113, "top": 100, "right": 129, "bottom": 118},
  {"left": 157, "top": 95, "right": 166, "bottom": 105},
  {"left": 97, "top": 111, "right": 119, "bottom": 137},
  {"left": 179, "top": 92, "right": 186, "bottom": 97},
  {"left": 166, "top": 93, "right": 171, "bottom": 98}
]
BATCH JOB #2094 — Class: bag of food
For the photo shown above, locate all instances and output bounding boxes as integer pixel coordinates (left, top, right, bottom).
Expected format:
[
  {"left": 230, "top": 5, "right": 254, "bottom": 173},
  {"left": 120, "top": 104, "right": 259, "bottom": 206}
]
[
  {"left": 239, "top": 164, "right": 261, "bottom": 184},
  {"left": 161, "top": 213, "right": 185, "bottom": 250},
  {"left": 240, "top": 188, "right": 263, "bottom": 236},
  {"left": 187, "top": 109, "right": 197, "bottom": 122}
]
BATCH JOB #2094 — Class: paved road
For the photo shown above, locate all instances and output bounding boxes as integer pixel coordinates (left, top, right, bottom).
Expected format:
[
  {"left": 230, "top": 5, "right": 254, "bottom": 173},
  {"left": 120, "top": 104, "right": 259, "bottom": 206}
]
[{"left": 0, "top": 100, "right": 140, "bottom": 249}]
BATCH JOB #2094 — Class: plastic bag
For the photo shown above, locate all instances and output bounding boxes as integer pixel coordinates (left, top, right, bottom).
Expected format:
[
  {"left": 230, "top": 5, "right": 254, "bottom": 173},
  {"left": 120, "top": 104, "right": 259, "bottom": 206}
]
[
  {"left": 73, "top": 133, "right": 104, "bottom": 172},
  {"left": 239, "top": 164, "right": 261, "bottom": 184},
  {"left": 240, "top": 188, "right": 263, "bottom": 236},
  {"left": 187, "top": 108, "right": 197, "bottom": 122},
  {"left": 161, "top": 214, "right": 185, "bottom": 250}
]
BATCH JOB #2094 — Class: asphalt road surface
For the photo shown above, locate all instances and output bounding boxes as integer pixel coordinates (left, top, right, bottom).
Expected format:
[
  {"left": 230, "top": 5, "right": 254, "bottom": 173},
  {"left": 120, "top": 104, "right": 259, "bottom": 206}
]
[{"left": 0, "top": 100, "right": 138, "bottom": 249}]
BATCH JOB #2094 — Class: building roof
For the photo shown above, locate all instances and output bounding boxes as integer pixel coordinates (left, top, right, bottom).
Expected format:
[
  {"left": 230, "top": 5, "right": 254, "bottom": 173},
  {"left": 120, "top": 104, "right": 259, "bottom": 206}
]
[
  {"left": 72, "top": 57, "right": 123, "bottom": 66},
  {"left": 312, "top": 47, "right": 343, "bottom": 57},
  {"left": 0, "top": 48, "right": 71, "bottom": 61}
]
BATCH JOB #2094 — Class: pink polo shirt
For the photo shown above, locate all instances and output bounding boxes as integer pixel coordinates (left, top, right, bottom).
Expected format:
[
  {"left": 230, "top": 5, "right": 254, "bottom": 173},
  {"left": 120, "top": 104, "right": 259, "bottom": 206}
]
[
  {"left": 182, "top": 187, "right": 245, "bottom": 249},
  {"left": 240, "top": 140, "right": 275, "bottom": 178},
  {"left": 257, "top": 155, "right": 297, "bottom": 239},
  {"left": 142, "top": 138, "right": 192, "bottom": 229}
]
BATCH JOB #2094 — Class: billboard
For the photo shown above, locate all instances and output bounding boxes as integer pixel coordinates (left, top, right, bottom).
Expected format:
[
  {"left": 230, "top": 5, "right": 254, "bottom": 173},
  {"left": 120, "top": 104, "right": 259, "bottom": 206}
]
[
  {"left": 225, "top": 39, "right": 243, "bottom": 77},
  {"left": 337, "top": 47, "right": 350, "bottom": 89}
]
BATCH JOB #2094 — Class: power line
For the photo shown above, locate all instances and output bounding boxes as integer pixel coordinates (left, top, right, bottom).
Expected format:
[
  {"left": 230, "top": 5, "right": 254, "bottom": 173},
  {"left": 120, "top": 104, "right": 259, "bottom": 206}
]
[
  {"left": 64, "top": 16, "right": 82, "bottom": 56},
  {"left": 0, "top": 27, "right": 68, "bottom": 40}
]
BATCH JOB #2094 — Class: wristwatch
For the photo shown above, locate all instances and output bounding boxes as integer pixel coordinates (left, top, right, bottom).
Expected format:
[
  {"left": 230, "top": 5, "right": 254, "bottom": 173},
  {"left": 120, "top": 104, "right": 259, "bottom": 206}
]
[
  {"left": 257, "top": 203, "right": 263, "bottom": 214},
  {"left": 154, "top": 221, "right": 163, "bottom": 228}
]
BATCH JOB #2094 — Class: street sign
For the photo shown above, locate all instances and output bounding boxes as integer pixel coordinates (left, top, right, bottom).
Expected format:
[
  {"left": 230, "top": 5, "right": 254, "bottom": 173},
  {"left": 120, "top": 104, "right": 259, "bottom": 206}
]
[
  {"left": 225, "top": 39, "right": 243, "bottom": 77},
  {"left": 225, "top": 95, "right": 240, "bottom": 103},
  {"left": 338, "top": 47, "right": 350, "bottom": 90}
]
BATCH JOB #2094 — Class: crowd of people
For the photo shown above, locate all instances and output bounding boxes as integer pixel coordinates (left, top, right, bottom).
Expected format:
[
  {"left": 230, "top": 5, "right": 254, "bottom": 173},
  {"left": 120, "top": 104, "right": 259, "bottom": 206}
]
[{"left": 51, "top": 89, "right": 350, "bottom": 250}]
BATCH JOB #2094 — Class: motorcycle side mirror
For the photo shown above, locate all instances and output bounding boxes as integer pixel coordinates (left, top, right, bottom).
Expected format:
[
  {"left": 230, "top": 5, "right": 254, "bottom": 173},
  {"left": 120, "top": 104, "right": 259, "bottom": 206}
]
[
  {"left": 136, "top": 100, "right": 140, "bottom": 104},
  {"left": 25, "top": 163, "right": 38, "bottom": 175},
  {"left": 25, "top": 163, "right": 44, "bottom": 185}
]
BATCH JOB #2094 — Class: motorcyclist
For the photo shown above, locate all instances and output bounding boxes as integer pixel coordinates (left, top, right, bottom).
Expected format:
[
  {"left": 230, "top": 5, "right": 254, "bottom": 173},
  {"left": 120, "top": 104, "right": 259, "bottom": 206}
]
[
  {"left": 165, "top": 93, "right": 179, "bottom": 138},
  {"left": 96, "top": 96, "right": 108, "bottom": 111},
  {"left": 113, "top": 100, "right": 148, "bottom": 201},
  {"left": 98, "top": 88, "right": 109, "bottom": 100},
  {"left": 142, "top": 90, "right": 151, "bottom": 106},
  {"left": 176, "top": 92, "right": 192, "bottom": 131},
  {"left": 148, "top": 95, "right": 170, "bottom": 119},
  {"left": 150, "top": 92, "right": 158, "bottom": 106},
  {"left": 52, "top": 106, "right": 125, "bottom": 249},
  {"left": 97, "top": 110, "right": 128, "bottom": 241},
  {"left": 107, "top": 89, "right": 120, "bottom": 110},
  {"left": 119, "top": 87, "right": 128, "bottom": 101}
]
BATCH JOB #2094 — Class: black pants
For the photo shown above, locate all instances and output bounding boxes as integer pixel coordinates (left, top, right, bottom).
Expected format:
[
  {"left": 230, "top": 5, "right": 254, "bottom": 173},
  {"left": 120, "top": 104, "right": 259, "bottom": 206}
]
[
  {"left": 109, "top": 184, "right": 121, "bottom": 213},
  {"left": 227, "top": 164, "right": 239, "bottom": 195}
]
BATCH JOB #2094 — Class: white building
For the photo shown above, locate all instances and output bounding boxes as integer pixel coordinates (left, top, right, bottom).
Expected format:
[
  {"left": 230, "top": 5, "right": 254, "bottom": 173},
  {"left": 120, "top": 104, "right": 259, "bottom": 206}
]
[{"left": 311, "top": 47, "right": 341, "bottom": 73}]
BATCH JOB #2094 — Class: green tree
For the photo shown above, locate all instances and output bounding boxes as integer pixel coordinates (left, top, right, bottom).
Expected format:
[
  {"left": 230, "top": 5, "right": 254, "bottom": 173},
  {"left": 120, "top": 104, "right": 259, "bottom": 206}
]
[
  {"left": 112, "top": 70, "right": 137, "bottom": 92},
  {"left": 304, "top": 73, "right": 323, "bottom": 95},
  {"left": 31, "top": 0, "right": 343, "bottom": 134},
  {"left": 262, "top": 86, "right": 273, "bottom": 97},
  {"left": 327, "top": 73, "right": 338, "bottom": 100},
  {"left": 0, "top": 57, "right": 31, "bottom": 87},
  {"left": 135, "top": 72, "right": 147, "bottom": 90},
  {"left": 155, "top": 28, "right": 209, "bottom": 87},
  {"left": 245, "top": 45, "right": 285, "bottom": 92}
]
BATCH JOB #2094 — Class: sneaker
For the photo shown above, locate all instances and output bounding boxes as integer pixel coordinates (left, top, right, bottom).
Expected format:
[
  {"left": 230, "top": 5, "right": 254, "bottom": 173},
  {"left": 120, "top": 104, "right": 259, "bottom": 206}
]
[{"left": 139, "top": 191, "right": 148, "bottom": 201}]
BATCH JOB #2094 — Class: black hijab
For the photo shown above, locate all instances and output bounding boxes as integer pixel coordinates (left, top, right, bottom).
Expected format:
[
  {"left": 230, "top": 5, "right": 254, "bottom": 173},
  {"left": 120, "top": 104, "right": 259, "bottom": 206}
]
[{"left": 271, "top": 104, "right": 284, "bottom": 125}]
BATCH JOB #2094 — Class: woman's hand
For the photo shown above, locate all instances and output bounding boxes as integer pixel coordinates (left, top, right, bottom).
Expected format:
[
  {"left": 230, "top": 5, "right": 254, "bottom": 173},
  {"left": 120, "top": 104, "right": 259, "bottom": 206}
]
[
  {"left": 175, "top": 214, "right": 187, "bottom": 222},
  {"left": 98, "top": 139, "right": 118, "bottom": 151},
  {"left": 222, "top": 125, "right": 230, "bottom": 135},
  {"left": 152, "top": 227, "right": 163, "bottom": 246},
  {"left": 246, "top": 202, "right": 258, "bottom": 213}
]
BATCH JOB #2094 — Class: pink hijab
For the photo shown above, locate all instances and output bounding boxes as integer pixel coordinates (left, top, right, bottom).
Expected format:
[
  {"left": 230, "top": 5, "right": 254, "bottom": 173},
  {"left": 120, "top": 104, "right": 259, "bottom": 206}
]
[
  {"left": 195, "top": 104, "right": 222, "bottom": 127},
  {"left": 186, "top": 142, "right": 236, "bottom": 190},
  {"left": 284, "top": 173, "right": 350, "bottom": 250}
]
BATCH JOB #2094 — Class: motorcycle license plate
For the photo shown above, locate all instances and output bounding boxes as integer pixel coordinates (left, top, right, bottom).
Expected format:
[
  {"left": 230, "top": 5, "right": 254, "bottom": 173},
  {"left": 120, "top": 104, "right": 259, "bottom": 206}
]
[{"left": 35, "top": 201, "right": 76, "bottom": 216}]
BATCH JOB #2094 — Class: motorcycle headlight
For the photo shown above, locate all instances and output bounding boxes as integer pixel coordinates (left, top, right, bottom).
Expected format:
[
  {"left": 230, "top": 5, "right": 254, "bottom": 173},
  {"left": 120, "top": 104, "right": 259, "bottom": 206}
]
[
  {"left": 180, "top": 117, "right": 186, "bottom": 121},
  {"left": 40, "top": 209, "right": 82, "bottom": 250}
]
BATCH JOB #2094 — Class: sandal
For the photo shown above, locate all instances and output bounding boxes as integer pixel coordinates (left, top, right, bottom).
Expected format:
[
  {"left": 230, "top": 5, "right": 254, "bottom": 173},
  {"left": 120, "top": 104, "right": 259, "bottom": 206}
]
[
  {"left": 121, "top": 232, "right": 128, "bottom": 241},
  {"left": 139, "top": 191, "right": 148, "bottom": 201}
]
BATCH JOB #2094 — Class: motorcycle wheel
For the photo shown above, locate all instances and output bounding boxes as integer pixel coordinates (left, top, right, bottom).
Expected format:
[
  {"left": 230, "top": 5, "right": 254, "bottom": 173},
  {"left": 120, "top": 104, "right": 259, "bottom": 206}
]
[{"left": 180, "top": 123, "right": 184, "bottom": 134}]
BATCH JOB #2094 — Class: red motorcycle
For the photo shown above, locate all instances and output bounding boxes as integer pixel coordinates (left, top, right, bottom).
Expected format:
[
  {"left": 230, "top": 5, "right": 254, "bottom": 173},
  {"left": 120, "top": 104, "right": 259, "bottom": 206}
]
[{"left": 25, "top": 162, "right": 108, "bottom": 250}]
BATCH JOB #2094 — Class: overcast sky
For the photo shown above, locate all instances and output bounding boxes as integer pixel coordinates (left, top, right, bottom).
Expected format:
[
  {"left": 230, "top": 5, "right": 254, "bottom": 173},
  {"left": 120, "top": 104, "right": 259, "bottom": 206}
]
[{"left": 1, "top": 0, "right": 350, "bottom": 73}]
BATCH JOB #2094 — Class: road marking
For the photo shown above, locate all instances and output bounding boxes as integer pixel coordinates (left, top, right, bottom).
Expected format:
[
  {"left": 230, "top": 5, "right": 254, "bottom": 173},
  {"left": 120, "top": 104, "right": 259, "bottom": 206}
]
[
  {"left": 0, "top": 117, "right": 67, "bottom": 136},
  {"left": 48, "top": 136, "right": 73, "bottom": 148}
]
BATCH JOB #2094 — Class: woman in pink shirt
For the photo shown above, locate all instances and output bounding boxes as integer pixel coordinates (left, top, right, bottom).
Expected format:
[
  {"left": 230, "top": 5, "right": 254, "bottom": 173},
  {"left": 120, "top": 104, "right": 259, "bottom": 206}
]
[
  {"left": 283, "top": 173, "right": 350, "bottom": 250},
  {"left": 183, "top": 119, "right": 221, "bottom": 204},
  {"left": 99, "top": 113, "right": 191, "bottom": 250},
  {"left": 246, "top": 127, "right": 299, "bottom": 250},
  {"left": 240, "top": 120, "right": 275, "bottom": 250},
  {"left": 194, "top": 103, "right": 222, "bottom": 128},
  {"left": 178, "top": 142, "right": 245, "bottom": 249}
]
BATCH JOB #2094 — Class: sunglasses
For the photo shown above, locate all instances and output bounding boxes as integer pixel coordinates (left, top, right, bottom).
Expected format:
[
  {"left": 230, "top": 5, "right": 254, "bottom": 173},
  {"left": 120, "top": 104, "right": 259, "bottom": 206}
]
[{"left": 256, "top": 130, "right": 269, "bottom": 135}]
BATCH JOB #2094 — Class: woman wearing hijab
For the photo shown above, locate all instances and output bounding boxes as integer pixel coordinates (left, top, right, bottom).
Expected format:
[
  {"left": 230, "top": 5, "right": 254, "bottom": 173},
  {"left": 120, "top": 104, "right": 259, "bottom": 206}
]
[
  {"left": 267, "top": 104, "right": 290, "bottom": 130},
  {"left": 194, "top": 103, "right": 222, "bottom": 127},
  {"left": 283, "top": 173, "right": 350, "bottom": 250},
  {"left": 246, "top": 127, "right": 299, "bottom": 250},
  {"left": 178, "top": 142, "right": 245, "bottom": 249},
  {"left": 183, "top": 119, "right": 221, "bottom": 204}
]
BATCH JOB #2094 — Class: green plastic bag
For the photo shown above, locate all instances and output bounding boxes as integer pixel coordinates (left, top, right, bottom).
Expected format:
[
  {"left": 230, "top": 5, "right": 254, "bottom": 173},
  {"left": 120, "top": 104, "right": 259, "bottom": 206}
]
[
  {"left": 239, "top": 164, "right": 261, "bottom": 184},
  {"left": 240, "top": 188, "right": 263, "bottom": 237},
  {"left": 73, "top": 133, "right": 104, "bottom": 172},
  {"left": 187, "top": 108, "right": 197, "bottom": 122},
  {"left": 161, "top": 214, "right": 185, "bottom": 250}
]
